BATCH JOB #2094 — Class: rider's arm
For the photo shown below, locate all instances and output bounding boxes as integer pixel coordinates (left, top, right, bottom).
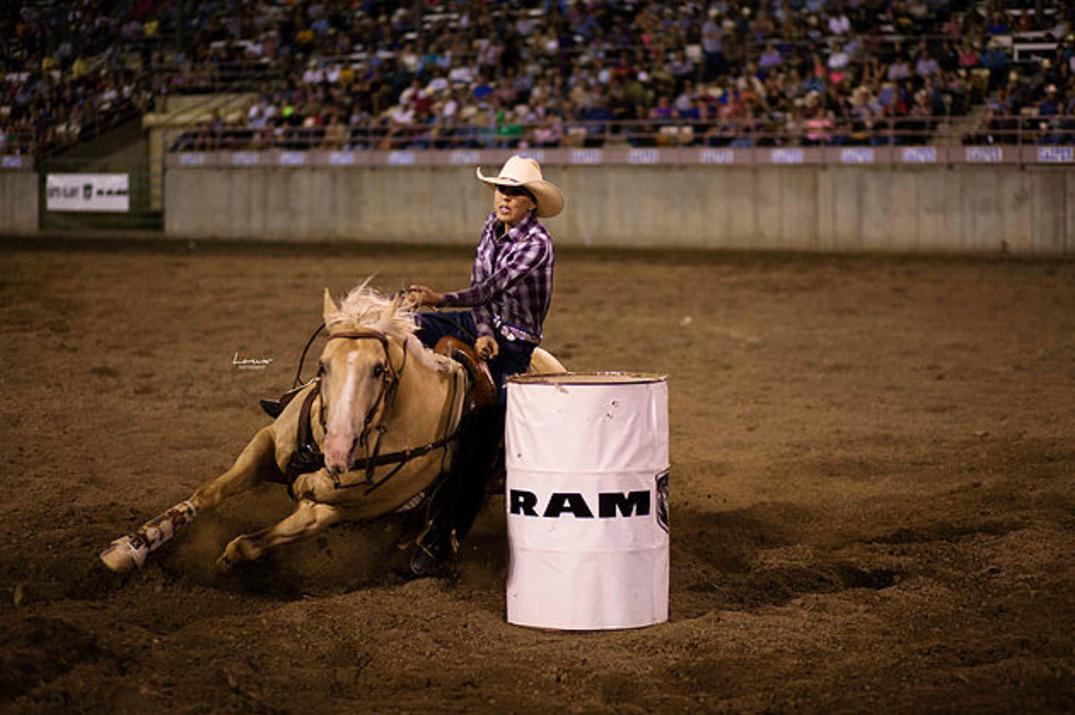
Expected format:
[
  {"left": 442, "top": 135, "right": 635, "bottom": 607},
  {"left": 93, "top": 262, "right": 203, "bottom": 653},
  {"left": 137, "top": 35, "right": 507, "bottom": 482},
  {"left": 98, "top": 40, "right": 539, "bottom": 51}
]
[{"left": 441, "top": 235, "right": 550, "bottom": 312}]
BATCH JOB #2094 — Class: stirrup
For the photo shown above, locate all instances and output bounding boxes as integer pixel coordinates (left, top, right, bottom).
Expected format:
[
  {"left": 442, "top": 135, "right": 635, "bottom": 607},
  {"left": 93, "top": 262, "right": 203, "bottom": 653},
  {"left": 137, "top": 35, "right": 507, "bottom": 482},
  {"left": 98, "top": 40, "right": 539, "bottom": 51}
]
[
  {"left": 408, "top": 521, "right": 458, "bottom": 579},
  {"left": 259, "top": 399, "right": 285, "bottom": 418},
  {"left": 433, "top": 336, "right": 496, "bottom": 411}
]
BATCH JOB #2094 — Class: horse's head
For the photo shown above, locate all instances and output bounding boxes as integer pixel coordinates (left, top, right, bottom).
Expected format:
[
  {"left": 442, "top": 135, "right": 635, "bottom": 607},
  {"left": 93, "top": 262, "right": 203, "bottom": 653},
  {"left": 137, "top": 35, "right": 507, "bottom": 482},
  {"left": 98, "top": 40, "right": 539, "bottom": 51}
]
[
  {"left": 317, "top": 284, "right": 456, "bottom": 476},
  {"left": 319, "top": 288, "right": 404, "bottom": 476}
]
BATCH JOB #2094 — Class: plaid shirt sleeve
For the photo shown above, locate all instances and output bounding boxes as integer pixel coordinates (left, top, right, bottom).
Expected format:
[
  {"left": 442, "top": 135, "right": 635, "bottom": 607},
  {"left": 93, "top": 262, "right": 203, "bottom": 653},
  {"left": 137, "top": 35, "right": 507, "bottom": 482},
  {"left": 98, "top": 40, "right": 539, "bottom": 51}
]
[{"left": 442, "top": 212, "right": 553, "bottom": 341}]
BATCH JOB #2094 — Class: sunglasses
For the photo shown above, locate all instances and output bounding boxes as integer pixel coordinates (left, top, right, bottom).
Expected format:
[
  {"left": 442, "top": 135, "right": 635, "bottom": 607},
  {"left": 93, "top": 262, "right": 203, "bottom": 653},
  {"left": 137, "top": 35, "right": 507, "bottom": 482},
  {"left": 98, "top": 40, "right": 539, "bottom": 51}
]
[{"left": 497, "top": 185, "right": 536, "bottom": 200}]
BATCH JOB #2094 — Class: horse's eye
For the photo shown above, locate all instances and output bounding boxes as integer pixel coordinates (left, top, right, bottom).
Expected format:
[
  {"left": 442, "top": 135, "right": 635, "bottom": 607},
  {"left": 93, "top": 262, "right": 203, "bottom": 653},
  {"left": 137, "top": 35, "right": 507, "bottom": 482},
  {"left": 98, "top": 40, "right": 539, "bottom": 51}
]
[
  {"left": 317, "top": 360, "right": 327, "bottom": 374},
  {"left": 372, "top": 363, "right": 385, "bottom": 378}
]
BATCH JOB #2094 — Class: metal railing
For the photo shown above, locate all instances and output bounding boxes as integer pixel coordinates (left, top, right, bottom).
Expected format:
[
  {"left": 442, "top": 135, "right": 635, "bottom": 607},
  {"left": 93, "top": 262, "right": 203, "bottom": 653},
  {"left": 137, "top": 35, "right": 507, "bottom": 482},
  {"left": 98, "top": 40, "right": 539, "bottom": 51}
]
[
  {"left": 154, "top": 61, "right": 281, "bottom": 94},
  {"left": 161, "top": 115, "right": 1075, "bottom": 154}
]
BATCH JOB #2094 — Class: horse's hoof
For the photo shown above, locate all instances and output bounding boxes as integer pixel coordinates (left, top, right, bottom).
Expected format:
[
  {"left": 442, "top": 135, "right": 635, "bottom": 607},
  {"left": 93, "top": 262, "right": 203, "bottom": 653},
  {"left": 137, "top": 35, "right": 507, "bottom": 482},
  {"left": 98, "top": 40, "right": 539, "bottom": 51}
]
[
  {"left": 99, "top": 536, "right": 146, "bottom": 573},
  {"left": 214, "top": 555, "right": 233, "bottom": 574},
  {"left": 216, "top": 540, "right": 248, "bottom": 573}
]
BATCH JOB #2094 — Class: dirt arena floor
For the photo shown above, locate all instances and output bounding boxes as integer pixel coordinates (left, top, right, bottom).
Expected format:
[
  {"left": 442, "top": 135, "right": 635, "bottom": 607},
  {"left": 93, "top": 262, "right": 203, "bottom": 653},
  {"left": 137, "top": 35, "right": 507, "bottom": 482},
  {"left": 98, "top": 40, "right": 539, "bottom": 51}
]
[{"left": 0, "top": 238, "right": 1072, "bottom": 713}]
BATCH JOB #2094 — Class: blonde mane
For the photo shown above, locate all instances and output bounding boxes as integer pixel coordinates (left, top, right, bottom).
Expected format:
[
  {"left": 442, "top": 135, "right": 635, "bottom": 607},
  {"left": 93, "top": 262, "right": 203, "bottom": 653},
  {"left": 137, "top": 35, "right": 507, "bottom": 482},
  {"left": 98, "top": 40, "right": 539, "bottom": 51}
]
[
  {"left": 326, "top": 280, "right": 452, "bottom": 375},
  {"left": 326, "top": 281, "right": 419, "bottom": 338}
]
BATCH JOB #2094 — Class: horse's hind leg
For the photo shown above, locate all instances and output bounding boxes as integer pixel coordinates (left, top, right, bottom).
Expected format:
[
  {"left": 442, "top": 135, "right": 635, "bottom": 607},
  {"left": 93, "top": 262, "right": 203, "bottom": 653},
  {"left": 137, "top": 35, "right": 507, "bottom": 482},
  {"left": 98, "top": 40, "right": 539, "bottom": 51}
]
[
  {"left": 100, "top": 426, "right": 280, "bottom": 573},
  {"left": 216, "top": 499, "right": 342, "bottom": 572}
]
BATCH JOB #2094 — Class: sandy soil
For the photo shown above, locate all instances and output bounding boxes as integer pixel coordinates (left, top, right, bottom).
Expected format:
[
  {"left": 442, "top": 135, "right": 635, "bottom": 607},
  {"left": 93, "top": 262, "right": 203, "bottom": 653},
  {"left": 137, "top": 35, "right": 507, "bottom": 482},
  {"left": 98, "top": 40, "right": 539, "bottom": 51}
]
[{"left": 0, "top": 240, "right": 1072, "bottom": 713}]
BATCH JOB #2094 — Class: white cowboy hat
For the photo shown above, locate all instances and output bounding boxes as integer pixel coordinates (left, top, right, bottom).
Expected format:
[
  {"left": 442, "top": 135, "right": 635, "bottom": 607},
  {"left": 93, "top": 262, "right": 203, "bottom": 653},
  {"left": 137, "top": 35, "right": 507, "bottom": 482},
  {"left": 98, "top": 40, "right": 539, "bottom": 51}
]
[{"left": 476, "top": 155, "right": 565, "bottom": 218}]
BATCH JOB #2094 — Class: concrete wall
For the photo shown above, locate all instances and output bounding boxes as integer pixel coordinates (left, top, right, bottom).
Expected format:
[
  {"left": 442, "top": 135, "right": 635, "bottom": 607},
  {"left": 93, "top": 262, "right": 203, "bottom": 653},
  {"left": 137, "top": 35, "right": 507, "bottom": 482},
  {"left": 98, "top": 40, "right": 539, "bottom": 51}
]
[
  {"left": 145, "top": 94, "right": 256, "bottom": 210},
  {"left": 163, "top": 164, "right": 1072, "bottom": 254},
  {"left": 0, "top": 171, "right": 39, "bottom": 235}
]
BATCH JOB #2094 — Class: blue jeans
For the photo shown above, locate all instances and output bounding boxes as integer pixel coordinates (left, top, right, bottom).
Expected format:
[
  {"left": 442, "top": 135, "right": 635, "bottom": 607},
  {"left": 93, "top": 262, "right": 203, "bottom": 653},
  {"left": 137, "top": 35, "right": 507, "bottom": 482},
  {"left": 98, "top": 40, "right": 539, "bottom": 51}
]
[{"left": 415, "top": 311, "right": 536, "bottom": 406}]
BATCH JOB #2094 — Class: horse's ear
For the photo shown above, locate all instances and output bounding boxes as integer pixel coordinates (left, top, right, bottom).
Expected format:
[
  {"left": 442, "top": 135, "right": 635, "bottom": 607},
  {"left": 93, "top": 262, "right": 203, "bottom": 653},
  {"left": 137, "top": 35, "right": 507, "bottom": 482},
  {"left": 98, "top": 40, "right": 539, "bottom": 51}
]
[{"left": 322, "top": 288, "right": 339, "bottom": 323}]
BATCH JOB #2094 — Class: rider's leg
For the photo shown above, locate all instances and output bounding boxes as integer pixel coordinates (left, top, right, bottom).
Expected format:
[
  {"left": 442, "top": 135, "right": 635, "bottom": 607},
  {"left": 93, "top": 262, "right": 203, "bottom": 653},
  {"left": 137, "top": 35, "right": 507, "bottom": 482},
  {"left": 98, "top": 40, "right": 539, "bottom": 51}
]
[
  {"left": 449, "top": 336, "right": 536, "bottom": 538},
  {"left": 409, "top": 336, "right": 537, "bottom": 577},
  {"left": 486, "top": 336, "right": 537, "bottom": 406},
  {"left": 414, "top": 311, "right": 478, "bottom": 349},
  {"left": 444, "top": 405, "right": 502, "bottom": 541}
]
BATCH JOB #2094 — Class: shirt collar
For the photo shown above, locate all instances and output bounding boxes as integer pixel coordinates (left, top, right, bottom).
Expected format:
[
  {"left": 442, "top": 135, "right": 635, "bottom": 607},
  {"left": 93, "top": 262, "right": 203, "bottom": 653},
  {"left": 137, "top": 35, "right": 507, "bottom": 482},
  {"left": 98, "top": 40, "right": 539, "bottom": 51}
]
[{"left": 496, "top": 211, "right": 537, "bottom": 243}]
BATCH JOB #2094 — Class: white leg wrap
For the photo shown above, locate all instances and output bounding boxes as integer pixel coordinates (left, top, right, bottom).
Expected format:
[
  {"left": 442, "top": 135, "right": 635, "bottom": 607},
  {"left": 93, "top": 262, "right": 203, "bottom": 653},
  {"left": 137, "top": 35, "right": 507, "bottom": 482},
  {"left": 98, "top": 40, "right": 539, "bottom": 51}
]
[
  {"left": 99, "top": 534, "right": 148, "bottom": 572},
  {"left": 99, "top": 500, "right": 198, "bottom": 573}
]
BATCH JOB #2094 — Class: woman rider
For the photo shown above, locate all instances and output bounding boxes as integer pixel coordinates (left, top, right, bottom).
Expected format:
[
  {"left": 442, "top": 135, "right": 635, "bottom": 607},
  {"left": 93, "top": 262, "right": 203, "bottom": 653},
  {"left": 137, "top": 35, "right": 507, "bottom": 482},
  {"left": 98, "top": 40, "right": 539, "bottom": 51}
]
[{"left": 405, "top": 155, "right": 565, "bottom": 576}]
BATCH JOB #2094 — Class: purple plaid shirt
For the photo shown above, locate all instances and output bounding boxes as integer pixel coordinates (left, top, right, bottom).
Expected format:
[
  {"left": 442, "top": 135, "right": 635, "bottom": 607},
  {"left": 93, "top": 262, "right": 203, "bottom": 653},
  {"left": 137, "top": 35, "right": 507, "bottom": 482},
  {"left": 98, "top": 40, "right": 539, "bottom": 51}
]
[{"left": 442, "top": 211, "right": 554, "bottom": 344}]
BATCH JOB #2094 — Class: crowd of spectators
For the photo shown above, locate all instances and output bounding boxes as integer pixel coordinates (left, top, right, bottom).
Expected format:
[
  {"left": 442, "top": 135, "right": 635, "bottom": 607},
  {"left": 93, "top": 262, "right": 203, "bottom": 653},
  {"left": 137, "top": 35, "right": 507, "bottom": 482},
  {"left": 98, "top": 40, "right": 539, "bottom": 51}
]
[
  {"left": 4, "top": 1, "right": 1075, "bottom": 157},
  {"left": 0, "top": 2, "right": 176, "bottom": 155},
  {"left": 165, "top": 0, "right": 1075, "bottom": 150},
  {"left": 967, "top": 30, "right": 1075, "bottom": 144}
]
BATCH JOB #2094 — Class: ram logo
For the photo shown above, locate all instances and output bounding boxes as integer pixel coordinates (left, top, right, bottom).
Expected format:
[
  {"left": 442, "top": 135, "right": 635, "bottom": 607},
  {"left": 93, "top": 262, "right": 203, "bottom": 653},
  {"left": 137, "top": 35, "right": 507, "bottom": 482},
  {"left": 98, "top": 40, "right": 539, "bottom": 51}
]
[{"left": 509, "top": 489, "right": 651, "bottom": 519}]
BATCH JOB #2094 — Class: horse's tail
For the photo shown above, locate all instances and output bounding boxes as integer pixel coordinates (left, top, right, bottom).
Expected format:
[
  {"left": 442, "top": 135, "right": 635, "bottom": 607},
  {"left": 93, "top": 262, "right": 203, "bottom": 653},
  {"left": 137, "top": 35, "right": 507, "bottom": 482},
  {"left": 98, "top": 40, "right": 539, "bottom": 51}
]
[{"left": 529, "top": 347, "right": 567, "bottom": 374}]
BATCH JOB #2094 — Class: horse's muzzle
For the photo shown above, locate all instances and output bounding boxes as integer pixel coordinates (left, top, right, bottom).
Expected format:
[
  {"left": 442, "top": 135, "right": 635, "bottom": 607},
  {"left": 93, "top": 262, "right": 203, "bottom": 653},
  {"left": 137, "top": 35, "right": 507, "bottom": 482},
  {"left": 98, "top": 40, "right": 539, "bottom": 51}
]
[{"left": 323, "top": 432, "right": 358, "bottom": 476}]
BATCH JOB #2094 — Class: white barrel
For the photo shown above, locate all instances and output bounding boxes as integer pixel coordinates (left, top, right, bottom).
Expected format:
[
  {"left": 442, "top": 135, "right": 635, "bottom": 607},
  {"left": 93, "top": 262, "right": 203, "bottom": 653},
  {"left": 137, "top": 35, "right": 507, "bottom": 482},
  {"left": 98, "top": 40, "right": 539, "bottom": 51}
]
[{"left": 505, "top": 372, "right": 669, "bottom": 630}]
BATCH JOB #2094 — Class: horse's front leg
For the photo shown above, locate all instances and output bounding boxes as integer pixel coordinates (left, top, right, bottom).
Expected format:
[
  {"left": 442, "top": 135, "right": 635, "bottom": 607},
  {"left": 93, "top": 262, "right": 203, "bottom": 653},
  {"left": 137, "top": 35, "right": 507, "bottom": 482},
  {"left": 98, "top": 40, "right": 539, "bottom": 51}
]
[
  {"left": 216, "top": 498, "right": 342, "bottom": 572},
  {"left": 189, "top": 426, "right": 282, "bottom": 510},
  {"left": 100, "top": 426, "right": 281, "bottom": 573}
]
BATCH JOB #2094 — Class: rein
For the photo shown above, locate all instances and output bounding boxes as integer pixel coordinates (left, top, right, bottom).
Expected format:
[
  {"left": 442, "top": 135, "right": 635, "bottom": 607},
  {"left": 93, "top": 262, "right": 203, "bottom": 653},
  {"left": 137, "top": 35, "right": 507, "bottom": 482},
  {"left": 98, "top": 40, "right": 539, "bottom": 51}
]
[
  {"left": 285, "top": 328, "right": 465, "bottom": 497},
  {"left": 292, "top": 322, "right": 326, "bottom": 388}
]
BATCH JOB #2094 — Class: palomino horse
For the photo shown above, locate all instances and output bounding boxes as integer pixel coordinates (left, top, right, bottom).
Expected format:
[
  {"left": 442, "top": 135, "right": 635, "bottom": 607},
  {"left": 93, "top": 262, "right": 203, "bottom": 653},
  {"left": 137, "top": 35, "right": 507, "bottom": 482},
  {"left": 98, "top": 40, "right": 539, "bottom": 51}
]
[{"left": 99, "top": 283, "right": 564, "bottom": 573}]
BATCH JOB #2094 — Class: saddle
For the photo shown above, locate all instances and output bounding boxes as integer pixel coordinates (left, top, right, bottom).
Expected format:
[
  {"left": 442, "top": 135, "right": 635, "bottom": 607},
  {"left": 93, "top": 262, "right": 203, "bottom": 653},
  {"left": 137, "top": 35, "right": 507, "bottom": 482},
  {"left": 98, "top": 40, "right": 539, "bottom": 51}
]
[{"left": 433, "top": 336, "right": 497, "bottom": 412}]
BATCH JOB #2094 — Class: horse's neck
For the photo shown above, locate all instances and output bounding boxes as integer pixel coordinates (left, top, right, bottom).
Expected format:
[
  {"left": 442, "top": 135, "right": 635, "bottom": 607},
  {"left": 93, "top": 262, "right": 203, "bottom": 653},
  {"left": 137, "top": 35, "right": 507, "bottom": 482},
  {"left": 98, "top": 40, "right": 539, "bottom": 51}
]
[
  {"left": 389, "top": 353, "right": 462, "bottom": 442},
  {"left": 308, "top": 344, "right": 461, "bottom": 450}
]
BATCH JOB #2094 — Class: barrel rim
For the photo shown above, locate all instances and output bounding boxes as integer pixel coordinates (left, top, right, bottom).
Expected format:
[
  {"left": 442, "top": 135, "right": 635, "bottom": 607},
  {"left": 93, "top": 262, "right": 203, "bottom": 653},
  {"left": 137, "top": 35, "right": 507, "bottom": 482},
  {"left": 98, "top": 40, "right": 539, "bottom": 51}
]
[{"left": 508, "top": 371, "right": 668, "bottom": 386}]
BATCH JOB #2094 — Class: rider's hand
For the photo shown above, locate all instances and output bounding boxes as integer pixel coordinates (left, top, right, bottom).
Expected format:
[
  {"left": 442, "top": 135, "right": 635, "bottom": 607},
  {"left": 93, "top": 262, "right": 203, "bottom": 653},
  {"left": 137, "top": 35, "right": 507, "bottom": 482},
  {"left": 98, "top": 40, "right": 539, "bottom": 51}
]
[
  {"left": 475, "top": 335, "right": 498, "bottom": 361},
  {"left": 406, "top": 284, "right": 444, "bottom": 307}
]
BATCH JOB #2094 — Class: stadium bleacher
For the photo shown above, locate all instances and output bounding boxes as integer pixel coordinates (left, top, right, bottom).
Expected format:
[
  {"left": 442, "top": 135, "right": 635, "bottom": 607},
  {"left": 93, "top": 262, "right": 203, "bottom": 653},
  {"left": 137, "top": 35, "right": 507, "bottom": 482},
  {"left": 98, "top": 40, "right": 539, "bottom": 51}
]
[{"left": 4, "top": 1, "right": 1075, "bottom": 156}]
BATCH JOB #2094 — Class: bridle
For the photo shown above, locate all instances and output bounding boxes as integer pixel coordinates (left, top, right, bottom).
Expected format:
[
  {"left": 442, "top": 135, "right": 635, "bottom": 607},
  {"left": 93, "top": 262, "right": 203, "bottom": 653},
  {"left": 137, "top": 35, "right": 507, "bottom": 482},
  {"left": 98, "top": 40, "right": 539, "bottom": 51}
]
[
  {"left": 285, "top": 326, "right": 464, "bottom": 496},
  {"left": 318, "top": 328, "right": 407, "bottom": 486}
]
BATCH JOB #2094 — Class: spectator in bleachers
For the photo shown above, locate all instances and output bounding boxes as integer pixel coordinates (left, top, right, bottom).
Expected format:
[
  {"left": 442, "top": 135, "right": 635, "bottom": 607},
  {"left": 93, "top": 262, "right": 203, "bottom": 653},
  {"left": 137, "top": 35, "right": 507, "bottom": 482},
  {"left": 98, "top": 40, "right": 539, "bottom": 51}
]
[
  {"left": 980, "top": 38, "right": 1013, "bottom": 91},
  {"left": 803, "top": 101, "right": 834, "bottom": 146},
  {"left": 1040, "top": 84, "right": 1062, "bottom": 117},
  {"left": 915, "top": 44, "right": 941, "bottom": 80}
]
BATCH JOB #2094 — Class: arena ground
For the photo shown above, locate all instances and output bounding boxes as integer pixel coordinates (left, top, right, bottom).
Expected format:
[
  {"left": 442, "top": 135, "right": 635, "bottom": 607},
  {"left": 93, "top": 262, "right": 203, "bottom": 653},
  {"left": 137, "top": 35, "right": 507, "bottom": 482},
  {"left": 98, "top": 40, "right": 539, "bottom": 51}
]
[{"left": 0, "top": 239, "right": 1072, "bottom": 713}]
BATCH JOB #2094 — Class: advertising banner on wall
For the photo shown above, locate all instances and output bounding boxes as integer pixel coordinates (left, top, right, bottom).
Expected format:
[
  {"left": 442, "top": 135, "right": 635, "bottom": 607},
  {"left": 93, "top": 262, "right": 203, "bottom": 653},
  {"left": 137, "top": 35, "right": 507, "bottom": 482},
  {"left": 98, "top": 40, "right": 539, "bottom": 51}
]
[{"left": 46, "top": 173, "right": 130, "bottom": 212}]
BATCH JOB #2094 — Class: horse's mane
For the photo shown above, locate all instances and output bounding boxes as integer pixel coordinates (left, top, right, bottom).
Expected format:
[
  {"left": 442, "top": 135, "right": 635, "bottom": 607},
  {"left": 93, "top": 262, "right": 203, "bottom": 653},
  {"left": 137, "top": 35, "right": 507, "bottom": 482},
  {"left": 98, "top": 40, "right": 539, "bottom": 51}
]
[
  {"left": 326, "top": 279, "right": 418, "bottom": 338},
  {"left": 326, "top": 280, "right": 452, "bottom": 375}
]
